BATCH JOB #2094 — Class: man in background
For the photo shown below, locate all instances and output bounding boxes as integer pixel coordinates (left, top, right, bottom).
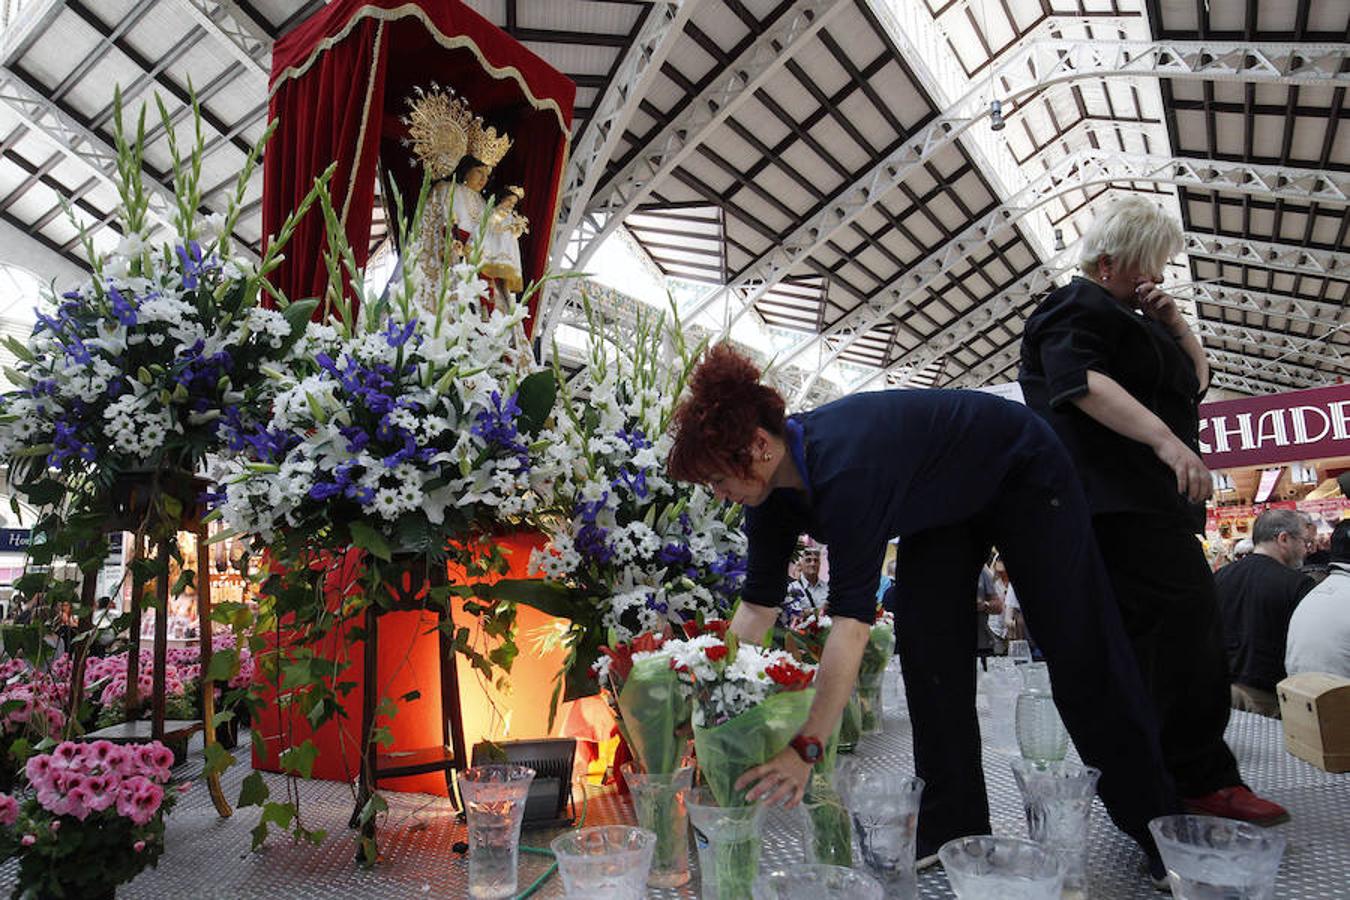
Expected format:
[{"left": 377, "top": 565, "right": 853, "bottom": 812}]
[
  {"left": 1215, "top": 509, "right": 1316, "bottom": 717},
  {"left": 1285, "top": 519, "right": 1350, "bottom": 680}
]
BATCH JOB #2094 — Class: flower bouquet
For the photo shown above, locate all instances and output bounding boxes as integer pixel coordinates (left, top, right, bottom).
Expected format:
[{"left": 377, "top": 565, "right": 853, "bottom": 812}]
[
  {"left": 212, "top": 178, "right": 557, "bottom": 855},
  {"left": 857, "top": 609, "right": 896, "bottom": 734},
  {"left": 0, "top": 92, "right": 324, "bottom": 618},
  {"left": 0, "top": 660, "right": 67, "bottom": 791},
  {"left": 786, "top": 610, "right": 862, "bottom": 752},
  {"left": 683, "top": 632, "right": 817, "bottom": 898},
  {"left": 506, "top": 301, "right": 745, "bottom": 712},
  {"left": 0, "top": 740, "right": 184, "bottom": 898},
  {"left": 596, "top": 629, "right": 704, "bottom": 887}
]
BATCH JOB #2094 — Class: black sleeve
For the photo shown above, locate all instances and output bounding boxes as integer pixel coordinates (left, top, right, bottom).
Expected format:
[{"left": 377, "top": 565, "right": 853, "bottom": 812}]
[
  {"left": 815, "top": 469, "right": 887, "bottom": 624},
  {"left": 1026, "top": 288, "right": 1123, "bottom": 408},
  {"left": 740, "top": 497, "right": 804, "bottom": 609}
]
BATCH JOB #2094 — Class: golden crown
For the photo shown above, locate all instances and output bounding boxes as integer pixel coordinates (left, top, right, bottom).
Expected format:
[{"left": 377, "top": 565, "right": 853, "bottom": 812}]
[
  {"left": 467, "top": 119, "right": 512, "bottom": 169},
  {"left": 403, "top": 85, "right": 475, "bottom": 179}
]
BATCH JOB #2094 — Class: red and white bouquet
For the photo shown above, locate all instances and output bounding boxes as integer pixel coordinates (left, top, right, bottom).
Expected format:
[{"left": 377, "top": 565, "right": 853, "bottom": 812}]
[
  {"left": 0, "top": 740, "right": 185, "bottom": 896},
  {"left": 680, "top": 634, "right": 816, "bottom": 804}
]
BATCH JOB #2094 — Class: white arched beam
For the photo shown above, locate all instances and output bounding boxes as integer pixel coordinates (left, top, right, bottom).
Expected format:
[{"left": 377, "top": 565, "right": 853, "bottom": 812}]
[
  {"left": 677, "top": 36, "right": 1350, "bottom": 335},
  {"left": 785, "top": 150, "right": 1346, "bottom": 403}
]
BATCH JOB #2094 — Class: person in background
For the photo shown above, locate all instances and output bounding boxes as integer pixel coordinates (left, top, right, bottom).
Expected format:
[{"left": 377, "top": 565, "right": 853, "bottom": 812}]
[
  {"left": 976, "top": 554, "right": 1005, "bottom": 665},
  {"left": 11, "top": 593, "right": 37, "bottom": 625},
  {"left": 1018, "top": 195, "right": 1287, "bottom": 827},
  {"left": 668, "top": 343, "right": 1178, "bottom": 883},
  {"left": 875, "top": 558, "right": 896, "bottom": 605},
  {"left": 51, "top": 600, "right": 79, "bottom": 651},
  {"left": 1233, "top": 538, "right": 1254, "bottom": 562},
  {"left": 792, "top": 546, "right": 829, "bottom": 611},
  {"left": 1215, "top": 509, "right": 1316, "bottom": 718},
  {"left": 92, "top": 595, "right": 118, "bottom": 656},
  {"left": 1285, "top": 519, "right": 1350, "bottom": 680}
]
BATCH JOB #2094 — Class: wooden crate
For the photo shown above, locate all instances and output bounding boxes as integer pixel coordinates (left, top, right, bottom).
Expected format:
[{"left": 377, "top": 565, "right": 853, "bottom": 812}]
[{"left": 1277, "top": 673, "right": 1350, "bottom": 773}]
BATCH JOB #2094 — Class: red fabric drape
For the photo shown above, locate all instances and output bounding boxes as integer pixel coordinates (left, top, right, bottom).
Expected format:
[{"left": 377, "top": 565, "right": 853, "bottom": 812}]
[{"left": 263, "top": 0, "right": 575, "bottom": 335}]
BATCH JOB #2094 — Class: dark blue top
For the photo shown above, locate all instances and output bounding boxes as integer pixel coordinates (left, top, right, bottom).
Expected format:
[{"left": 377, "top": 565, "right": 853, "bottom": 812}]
[
  {"left": 742, "top": 389, "right": 1061, "bottom": 623},
  {"left": 1018, "top": 276, "right": 1205, "bottom": 527}
]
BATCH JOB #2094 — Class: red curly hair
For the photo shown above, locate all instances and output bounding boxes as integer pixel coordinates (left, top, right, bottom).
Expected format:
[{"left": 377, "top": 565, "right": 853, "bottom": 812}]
[{"left": 668, "top": 343, "right": 787, "bottom": 482}]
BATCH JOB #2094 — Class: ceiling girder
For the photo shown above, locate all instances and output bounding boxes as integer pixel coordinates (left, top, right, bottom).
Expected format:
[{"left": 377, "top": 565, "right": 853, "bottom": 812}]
[
  {"left": 1184, "top": 232, "right": 1350, "bottom": 282},
  {"left": 675, "top": 35, "right": 1350, "bottom": 342},
  {"left": 538, "top": 0, "right": 847, "bottom": 334},
  {"left": 1205, "top": 348, "right": 1329, "bottom": 389},
  {"left": 782, "top": 148, "right": 1344, "bottom": 402},
  {"left": 174, "top": 0, "right": 271, "bottom": 78},
  {"left": 547, "top": 0, "right": 702, "bottom": 274}
]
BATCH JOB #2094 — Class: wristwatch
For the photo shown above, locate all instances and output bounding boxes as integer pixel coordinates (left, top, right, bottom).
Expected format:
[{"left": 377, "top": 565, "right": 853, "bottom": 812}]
[{"left": 789, "top": 733, "right": 824, "bottom": 764}]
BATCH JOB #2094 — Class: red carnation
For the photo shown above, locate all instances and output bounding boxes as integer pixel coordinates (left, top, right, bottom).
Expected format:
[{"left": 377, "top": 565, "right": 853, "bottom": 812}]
[
  {"left": 682, "top": 619, "right": 731, "bottom": 640},
  {"left": 765, "top": 660, "right": 814, "bottom": 691},
  {"left": 704, "top": 644, "right": 729, "bottom": 663},
  {"left": 600, "top": 632, "right": 666, "bottom": 684}
]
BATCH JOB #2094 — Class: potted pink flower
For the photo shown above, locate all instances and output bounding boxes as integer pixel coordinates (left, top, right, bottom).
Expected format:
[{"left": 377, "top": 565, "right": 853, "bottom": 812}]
[
  {"left": 0, "top": 660, "right": 68, "bottom": 792},
  {"left": 0, "top": 740, "right": 185, "bottom": 898}
]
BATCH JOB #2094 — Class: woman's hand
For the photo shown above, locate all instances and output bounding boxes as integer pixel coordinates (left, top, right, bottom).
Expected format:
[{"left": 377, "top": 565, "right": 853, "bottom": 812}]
[
  {"left": 735, "top": 745, "right": 812, "bottom": 808},
  {"left": 1136, "top": 282, "right": 1188, "bottom": 337},
  {"left": 1154, "top": 436, "right": 1213, "bottom": 503}
]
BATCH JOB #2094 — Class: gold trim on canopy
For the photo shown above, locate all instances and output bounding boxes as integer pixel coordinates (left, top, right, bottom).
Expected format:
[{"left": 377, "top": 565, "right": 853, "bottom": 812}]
[
  {"left": 269, "top": 3, "right": 569, "bottom": 132},
  {"left": 341, "top": 20, "right": 386, "bottom": 229}
]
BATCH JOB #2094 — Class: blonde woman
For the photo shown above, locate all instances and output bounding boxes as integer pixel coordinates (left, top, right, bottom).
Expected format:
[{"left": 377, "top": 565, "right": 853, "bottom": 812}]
[{"left": 1018, "top": 196, "right": 1287, "bottom": 827}]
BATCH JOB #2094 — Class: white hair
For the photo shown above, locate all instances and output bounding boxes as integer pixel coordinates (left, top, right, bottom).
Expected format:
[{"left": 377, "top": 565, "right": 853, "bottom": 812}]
[{"left": 1078, "top": 195, "right": 1184, "bottom": 277}]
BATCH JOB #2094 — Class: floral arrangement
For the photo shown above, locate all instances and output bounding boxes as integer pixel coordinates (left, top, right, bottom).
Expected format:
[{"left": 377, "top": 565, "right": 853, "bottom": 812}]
[
  {"left": 206, "top": 176, "right": 556, "bottom": 859},
  {"left": 0, "top": 740, "right": 183, "bottom": 897},
  {"left": 0, "top": 660, "right": 67, "bottom": 787},
  {"left": 59, "top": 650, "right": 194, "bottom": 729},
  {"left": 487, "top": 301, "right": 745, "bottom": 708},
  {"left": 0, "top": 95, "right": 325, "bottom": 606},
  {"left": 857, "top": 607, "right": 896, "bottom": 733}
]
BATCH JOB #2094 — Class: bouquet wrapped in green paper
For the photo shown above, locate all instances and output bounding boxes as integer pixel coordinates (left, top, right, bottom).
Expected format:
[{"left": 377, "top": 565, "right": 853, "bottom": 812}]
[
  {"left": 857, "top": 610, "right": 896, "bottom": 733},
  {"left": 675, "top": 632, "right": 817, "bottom": 898},
  {"left": 786, "top": 610, "right": 861, "bottom": 752}
]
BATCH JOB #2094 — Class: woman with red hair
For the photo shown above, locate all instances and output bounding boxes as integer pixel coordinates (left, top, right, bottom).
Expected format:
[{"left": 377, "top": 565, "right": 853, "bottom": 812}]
[{"left": 668, "top": 343, "right": 1178, "bottom": 882}]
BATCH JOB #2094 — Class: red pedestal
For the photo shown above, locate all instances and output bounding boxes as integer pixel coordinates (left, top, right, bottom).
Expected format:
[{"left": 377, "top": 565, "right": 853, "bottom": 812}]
[{"left": 251, "top": 532, "right": 556, "bottom": 796}]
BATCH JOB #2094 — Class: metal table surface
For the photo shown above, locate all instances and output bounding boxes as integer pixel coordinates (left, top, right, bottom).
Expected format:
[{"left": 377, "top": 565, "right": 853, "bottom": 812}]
[{"left": 3, "top": 709, "right": 1343, "bottom": 898}]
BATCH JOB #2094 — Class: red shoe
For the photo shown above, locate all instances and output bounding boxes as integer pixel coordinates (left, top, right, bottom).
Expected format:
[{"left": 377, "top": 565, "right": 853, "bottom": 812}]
[{"left": 1184, "top": 786, "right": 1290, "bottom": 826}]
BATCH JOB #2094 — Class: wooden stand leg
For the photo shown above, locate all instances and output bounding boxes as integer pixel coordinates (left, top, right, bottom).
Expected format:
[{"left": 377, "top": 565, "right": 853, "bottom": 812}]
[
  {"left": 351, "top": 604, "right": 379, "bottom": 835},
  {"left": 431, "top": 567, "right": 467, "bottom": 809},
  {"left": 151, "top": 538, "right": 170, "bottom": 742},
  {"left": 125, "top": 538, "right": 146, "bottom": 720},
  {"left": 68, "top": 568, "right": 98, "bottom": 730},
  {"left": 196, "top": 525, "right": 232, "bottom": 817}
]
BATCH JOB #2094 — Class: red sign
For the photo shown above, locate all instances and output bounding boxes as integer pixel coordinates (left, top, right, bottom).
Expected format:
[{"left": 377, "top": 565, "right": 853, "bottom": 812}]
[{"left": 1198, "top": 383, "right": 1350, "bottom": 469}]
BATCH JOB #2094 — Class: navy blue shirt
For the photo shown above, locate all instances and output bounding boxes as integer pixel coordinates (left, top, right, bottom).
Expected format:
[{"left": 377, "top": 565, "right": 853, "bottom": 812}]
[
  {"left": 742, "top": 389, "right": 1059, "bottom": 623},
  {"left": 1019, "top": 277, "right": 1206, "bottom": 528}
]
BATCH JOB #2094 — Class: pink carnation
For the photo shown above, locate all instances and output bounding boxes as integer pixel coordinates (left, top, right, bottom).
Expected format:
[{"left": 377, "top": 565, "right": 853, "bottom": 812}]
[
  {"left": 20, "top": 834, "right": 35, "bottom": 847},
  {"left": 0, "top": 793, "right": 18, "bottom": 827},
  {"left": 116, "top": 776, "right": 163, "bottom": 826},
  {"left": 133, "top": 840, "right": 146, "bottom": 853}
]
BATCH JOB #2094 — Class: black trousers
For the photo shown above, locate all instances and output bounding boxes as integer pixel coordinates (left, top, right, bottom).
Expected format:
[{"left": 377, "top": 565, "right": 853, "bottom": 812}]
[
  {"left": 1092, "top": 513, "right": 1242, "bottom": 797},
  {"left": 894, "top": 450, "right": 1179, "bottom": 857}
]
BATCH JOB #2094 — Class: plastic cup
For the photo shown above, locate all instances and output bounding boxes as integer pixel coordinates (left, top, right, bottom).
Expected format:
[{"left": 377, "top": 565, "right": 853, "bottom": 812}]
[
  {"left": 687, "top": 786, "right": 767, "bottom": 900},
  {"left": 938, "top": 835, "right": 1064, "bottom": 899},
  {"left": 840, "top": 770, "right": 924, "bottom": 898},
  {"left": 458, "top": 764, "right": 536, "bottom": 900},
  {"left": 1010, "top": 759, "right": 1100, "bottom": 896},
  {"left": 752, "top": 863, "right": 885, "bottom": 900},
  {"left": 620, "top": 763, "right": 693, "bottom": 887},
  {"left": 550, "top": 825, "right": 656, "bottom": 899},
  {"left": 1148, "top": 815, "right": 1285, "bottom": 900}
]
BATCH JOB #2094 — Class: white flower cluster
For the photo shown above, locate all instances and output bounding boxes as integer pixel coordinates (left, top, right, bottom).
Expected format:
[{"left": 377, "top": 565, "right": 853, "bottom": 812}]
[
  {"left": 0, "top": 233, "right": 288, "bottom": 469},
  {"left": 215, "top": 263, "right": 547, "bottom": 546}
]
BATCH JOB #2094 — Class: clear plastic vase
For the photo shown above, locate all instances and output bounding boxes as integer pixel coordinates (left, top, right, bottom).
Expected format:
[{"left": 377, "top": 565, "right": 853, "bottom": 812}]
[
  {"left": 458, "top": 764, "right": 536, "bottom": 900},
  {"left": 752, "top": 863, "right": 885, "bottom": 900},
  {"left": 797, "top": 785, "right": 853, "bottom": 867},
  {"left": 984, "top": 662, "right": 1021, "bottom": 753},
  {"left": 1010, "top": 759, "right": 1100, "bottom": 897},
  {"left": 938, "top": 835, "right": 1064, "bottom": 899},
  {"left": 840, "top": 770, "right": 924, "bottom": 898},
  {"left": 687, "top": 786, "right": 767, "bottom": 900},
  {"left": 1149, "top": 815, "right": 1286, "bottom": 900},
  {"left": 838, "top": 694, "right": 862, "bottom": 753},
  {"left": 620, "top": 763, "right": 693, "bottom": 888},
  {"left": 1015, "top": 664, "right": 1067, "bottom": 764},
  {"left": 550, "top": 825, "right": 656, "bottom": 899},
  {"left": 857, "top": 671, "right": 885, "bottom": 735}
]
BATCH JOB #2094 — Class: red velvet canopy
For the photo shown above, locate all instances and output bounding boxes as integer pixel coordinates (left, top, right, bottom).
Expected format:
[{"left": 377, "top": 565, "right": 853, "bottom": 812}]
[{"left": 262, "top": 0, "right": 575, "bottom": 335}]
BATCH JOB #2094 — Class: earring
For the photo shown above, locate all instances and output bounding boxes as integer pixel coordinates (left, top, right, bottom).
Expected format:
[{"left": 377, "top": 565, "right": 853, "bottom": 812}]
[{"left": 762, "top": 453, "right": 772, "bottom": 462}]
